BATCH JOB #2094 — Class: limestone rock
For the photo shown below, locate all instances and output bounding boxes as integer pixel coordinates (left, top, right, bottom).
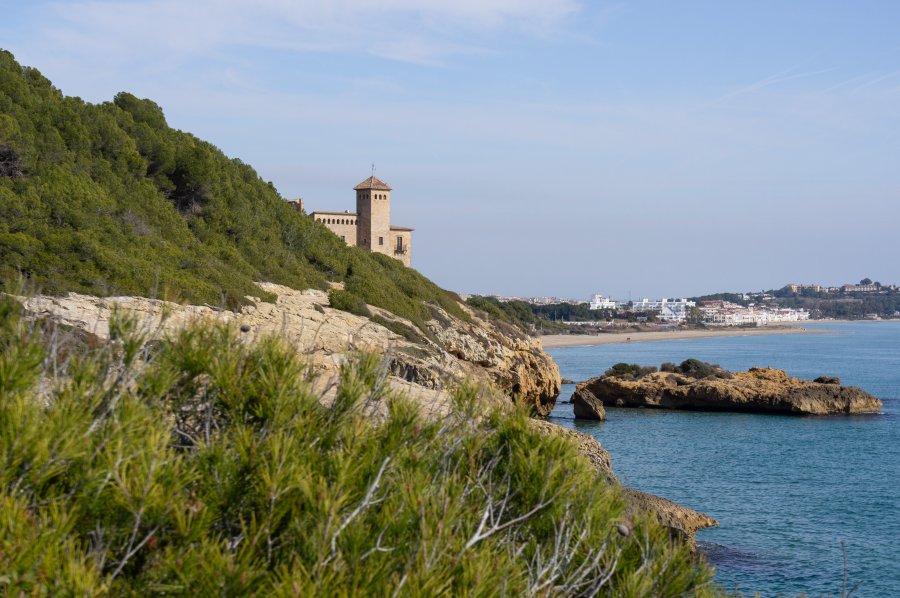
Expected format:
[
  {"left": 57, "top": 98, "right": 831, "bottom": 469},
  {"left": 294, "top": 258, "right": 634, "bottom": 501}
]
[
  {"left": 572, "top": 386, "right": 606, "bottom": 420},
  {"left": 19, "top": 282, "right": 560, "bottom": 415},
  {"left": 575, "top": 367, "right": 882, "bottom": 415},
  {"left": 621, "top": 488, "right": 718, "bottom": 544},
  {"left": 426, "top": 304, "right": 560, "bottom": 415}
]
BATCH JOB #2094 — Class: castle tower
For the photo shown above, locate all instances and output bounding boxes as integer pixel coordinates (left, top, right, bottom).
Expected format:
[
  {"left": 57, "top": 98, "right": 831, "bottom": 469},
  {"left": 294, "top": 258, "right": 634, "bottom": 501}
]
[{"left": 354, "top": 175, "right": 392, "bottom": 256}]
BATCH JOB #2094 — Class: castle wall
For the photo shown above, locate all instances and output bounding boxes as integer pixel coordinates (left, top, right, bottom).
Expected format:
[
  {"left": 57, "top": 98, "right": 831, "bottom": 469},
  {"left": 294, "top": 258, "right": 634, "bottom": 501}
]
[
  {"left": 389, "top": 229, "right": 412, "bottom": 267},
  {"left": 312, "top": 213, "right": 358, "bottom": 245}
]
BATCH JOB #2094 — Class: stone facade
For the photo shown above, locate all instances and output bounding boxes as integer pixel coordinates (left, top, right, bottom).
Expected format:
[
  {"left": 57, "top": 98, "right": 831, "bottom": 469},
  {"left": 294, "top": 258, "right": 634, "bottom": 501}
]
[
  {"left": 311, "top": 211, "right": 357, "bottom": 245},
  {"left": 389, "top": 227, "right": 412, "bottom": 268},
  {"left": 310, "top": 176, "right": 413, "bottom": 267}
]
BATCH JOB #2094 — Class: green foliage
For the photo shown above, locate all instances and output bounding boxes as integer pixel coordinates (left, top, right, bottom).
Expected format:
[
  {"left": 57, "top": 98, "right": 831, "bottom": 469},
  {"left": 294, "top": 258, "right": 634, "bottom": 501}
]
[
  {"left": 607, "top": 360, "right": 735, "bottom": 380},
  {"left": 466, "top": 296, "right": 519, "bottom": 324},
  {"left": 465, "top": 296, "right": 621, "bottom": 335},
  {"left": 603, "top": 363, "right": 658, "bottom": 380},
  {"left": 327, "top": 289, "right": 371, "bottom": 318},
  {"left": 674, "top": 359, "right": 730, "bottom": 379},
  {"left": 0, "top": 297, "right": 717, "bottom": 595},
  {"left": 0, "top": 50, "right": 464, "bottom": 330}
]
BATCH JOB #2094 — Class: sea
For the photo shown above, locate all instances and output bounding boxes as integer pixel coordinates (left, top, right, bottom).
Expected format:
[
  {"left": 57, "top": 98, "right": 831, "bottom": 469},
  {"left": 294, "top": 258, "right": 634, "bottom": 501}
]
[{"left": 546, "top": 321, "right": 900, "bottom": 597}]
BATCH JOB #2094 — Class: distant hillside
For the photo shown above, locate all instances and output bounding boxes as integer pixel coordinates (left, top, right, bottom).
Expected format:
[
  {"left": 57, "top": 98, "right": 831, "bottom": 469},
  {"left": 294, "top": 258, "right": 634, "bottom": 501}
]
[{"left": 0, "top": 50, "right": 463, "bottom": 330}]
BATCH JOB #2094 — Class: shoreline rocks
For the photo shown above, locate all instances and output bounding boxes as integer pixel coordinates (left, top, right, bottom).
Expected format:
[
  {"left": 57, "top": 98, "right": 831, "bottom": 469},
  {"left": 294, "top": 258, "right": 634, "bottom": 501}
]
[
  {"left": 529, "top": 420, "right": 717, "bottom": 544},
  {"left": 572, "top": 386, "right": 606, "bottom": 420},
  {"left": 573, "top": 366, "right": 882, "bottom": 416}
]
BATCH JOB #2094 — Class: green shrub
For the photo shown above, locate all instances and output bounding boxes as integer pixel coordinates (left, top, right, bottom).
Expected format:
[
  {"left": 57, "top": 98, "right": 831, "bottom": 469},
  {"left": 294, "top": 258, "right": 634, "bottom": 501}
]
[
  {"left": 603, "top": 363, "right": 658, "bottom": 380},
  {"left": 675, "top": 359, "right": 732, "bottom": 380},
  {"left": 0, "top": 296, "right": 717, "bottom": 595},
  {"left": 328, "top": 289, "right": 371, "bottom": 318}
]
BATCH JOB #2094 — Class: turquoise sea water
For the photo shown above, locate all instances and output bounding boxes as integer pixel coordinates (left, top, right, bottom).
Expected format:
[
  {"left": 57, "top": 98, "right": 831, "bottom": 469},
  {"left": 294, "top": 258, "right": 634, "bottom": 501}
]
[{"left": 546, "top": 322, "right": 900, "bottom": 597}]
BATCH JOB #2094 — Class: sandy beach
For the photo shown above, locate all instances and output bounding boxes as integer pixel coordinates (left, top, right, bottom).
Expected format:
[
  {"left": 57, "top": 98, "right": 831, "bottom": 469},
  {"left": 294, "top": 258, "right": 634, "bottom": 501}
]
[{"left": 540, "top": 325, "right": 829, "bottom": 348}]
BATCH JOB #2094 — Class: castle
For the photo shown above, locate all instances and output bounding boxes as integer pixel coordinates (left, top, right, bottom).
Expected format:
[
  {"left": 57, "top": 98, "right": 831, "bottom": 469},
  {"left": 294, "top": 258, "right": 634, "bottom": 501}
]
[{"left": 304, "top": 175, "right": 413, "bottom": 267}]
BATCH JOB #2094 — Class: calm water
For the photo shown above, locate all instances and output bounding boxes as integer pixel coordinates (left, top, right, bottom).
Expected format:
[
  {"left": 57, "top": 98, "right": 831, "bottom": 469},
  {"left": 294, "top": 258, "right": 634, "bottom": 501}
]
[{"left": 546, "top": 322, "right": 900, "bottom": 597}]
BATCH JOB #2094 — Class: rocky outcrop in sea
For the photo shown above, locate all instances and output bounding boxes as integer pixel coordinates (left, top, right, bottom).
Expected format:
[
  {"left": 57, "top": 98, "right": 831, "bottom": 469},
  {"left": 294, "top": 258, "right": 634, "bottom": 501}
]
[
  {"left": 572, "top": 387, "right": 606, "bottom": 420},
  {"left": 573, "top": 366, "right": 883, "bottom": 415}
]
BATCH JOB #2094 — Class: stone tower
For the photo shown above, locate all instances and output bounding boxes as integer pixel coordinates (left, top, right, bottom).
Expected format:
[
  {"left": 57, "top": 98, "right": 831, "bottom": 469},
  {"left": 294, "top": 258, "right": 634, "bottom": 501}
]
[{"left": 354, "top": 175, "right": 392, "bottom": 257}]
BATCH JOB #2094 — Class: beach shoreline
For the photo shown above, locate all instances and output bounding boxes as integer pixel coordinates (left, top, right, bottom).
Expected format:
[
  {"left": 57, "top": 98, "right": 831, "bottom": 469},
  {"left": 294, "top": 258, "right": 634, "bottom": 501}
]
[{"left": 540, "top": 324, "right": 829, "bottom": 349}]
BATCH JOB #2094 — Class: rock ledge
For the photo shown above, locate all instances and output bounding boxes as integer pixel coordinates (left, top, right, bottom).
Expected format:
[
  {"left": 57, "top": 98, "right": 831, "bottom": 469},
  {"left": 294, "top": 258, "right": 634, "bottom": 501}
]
[{"left": 573, "top": 367, "right": 882, "bottom": 415}]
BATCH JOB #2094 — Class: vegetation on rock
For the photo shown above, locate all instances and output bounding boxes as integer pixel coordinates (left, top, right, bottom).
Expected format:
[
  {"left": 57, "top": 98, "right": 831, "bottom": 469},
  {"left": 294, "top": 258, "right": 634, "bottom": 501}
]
[
  {"left": 603, "top": 360, "right": 732, "bottom": 381},
  {"left": 0, "top": 50, "right": 464, "bottom": 333},
  {"left": 603, "top": 363, "right": 659, "bottom": 380},
  {"left": 0, "top": 296, "right": 716, "bottom": 595}
]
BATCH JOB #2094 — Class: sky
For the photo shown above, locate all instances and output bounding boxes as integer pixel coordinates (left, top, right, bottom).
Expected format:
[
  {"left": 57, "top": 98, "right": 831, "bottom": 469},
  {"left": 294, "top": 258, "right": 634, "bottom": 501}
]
[{"left": 4, "top": 0, "right": 900, "bottom": 300}]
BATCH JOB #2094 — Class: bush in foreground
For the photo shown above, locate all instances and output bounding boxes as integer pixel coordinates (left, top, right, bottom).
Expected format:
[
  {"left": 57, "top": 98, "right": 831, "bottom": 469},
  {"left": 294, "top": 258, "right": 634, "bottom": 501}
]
[{"left": 0, "top": 297, "right": 716, "bottom": 595}]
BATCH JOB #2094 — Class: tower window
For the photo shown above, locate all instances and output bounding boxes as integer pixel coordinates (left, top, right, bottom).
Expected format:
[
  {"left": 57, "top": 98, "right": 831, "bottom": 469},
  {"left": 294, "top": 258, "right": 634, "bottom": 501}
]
[
  {"left": 379, "top": 237, "right": 384, "bottom": 245},
  {"left": 341, "top": 235, "right": 345, "bottom": 241}
]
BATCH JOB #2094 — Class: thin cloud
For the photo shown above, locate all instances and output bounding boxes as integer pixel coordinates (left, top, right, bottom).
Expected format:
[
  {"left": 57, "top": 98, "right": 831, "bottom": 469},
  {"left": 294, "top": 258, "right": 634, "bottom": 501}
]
[
  {"left": 819, "top": 72, "right": 881, "bottom": 95},
  {"left": 705, "top": 65, "right": 835, "bottom": 107},
  {"left": 29, "top": 0, "right": 581, "bottom": 67},
  {"left": 850, "top": 69, "right": 900, "bottom": 92}
]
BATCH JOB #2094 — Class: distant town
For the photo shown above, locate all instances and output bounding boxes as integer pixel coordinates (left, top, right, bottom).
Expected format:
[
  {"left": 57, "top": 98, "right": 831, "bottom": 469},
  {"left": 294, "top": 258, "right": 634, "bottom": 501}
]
[{"left": 464, "top": 279, "right": 900, "bottom": 333}]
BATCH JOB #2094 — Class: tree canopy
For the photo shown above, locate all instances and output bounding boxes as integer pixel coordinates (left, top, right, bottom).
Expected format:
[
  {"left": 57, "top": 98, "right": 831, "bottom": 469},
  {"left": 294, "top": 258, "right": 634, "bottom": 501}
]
[{"left": 0, "top": 50, "right": 463, "bottom": 331}]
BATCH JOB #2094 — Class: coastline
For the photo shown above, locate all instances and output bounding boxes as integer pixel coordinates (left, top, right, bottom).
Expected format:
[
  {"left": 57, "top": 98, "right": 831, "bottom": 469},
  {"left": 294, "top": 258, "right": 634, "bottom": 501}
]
[{"left": 540, "top": 324, "right": 829, "bottom": 349}]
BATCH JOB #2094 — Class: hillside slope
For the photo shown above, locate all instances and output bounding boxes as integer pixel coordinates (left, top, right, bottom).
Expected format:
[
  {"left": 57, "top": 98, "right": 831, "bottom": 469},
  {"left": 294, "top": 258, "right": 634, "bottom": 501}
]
[{"left": 0, "top": 50, "right": 461, "bottom": 332}]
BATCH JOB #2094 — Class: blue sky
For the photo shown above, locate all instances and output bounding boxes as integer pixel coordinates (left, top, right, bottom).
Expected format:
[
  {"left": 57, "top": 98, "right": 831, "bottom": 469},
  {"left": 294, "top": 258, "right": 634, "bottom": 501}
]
[{"left": 4, "top": 1, "right": 900, "bottom": 299}]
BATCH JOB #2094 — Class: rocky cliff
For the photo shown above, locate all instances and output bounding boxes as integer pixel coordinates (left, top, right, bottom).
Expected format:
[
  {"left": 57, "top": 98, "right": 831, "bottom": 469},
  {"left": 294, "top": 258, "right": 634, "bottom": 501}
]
[
  {"left": 19, "top": 285, "right": 718, "bottom": 542},
  {"left": 573, "top": 367, "right": 882, "bottom": 415},
  {"left": 21, "top": 283, "right": 560, "bottom": 415}
]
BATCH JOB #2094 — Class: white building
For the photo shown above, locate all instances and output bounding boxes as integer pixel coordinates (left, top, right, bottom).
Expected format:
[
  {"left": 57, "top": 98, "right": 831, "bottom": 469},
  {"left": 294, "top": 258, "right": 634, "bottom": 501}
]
[
  {"left": 629, "top": 298, "right": 696, "bottom": 322},
  {"left": 589, "top": 294, "right": 618, "bottom": 310},
  {"left": 699, "top": 300, "right": 809, "bottom": 326}
]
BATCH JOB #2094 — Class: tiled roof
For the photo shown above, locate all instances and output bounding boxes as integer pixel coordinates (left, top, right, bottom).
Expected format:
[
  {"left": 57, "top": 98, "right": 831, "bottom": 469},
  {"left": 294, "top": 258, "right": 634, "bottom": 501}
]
[
  {"left": 354, "top": 176, "right": 392, "bottom": 191},
  {"left": 390, "top": 225, "right": 414, "bottom": 232}
]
